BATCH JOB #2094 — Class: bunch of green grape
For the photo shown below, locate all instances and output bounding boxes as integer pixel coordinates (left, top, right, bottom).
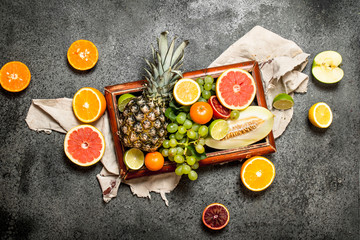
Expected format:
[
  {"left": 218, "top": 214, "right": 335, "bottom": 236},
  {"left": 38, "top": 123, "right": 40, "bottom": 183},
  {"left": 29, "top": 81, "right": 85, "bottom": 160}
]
[
  {"left": 196, "top": 75, "right": 216, "bottom": 101},
  {"left": 160, "top": 111, "right": 209, "bottom": 181}
]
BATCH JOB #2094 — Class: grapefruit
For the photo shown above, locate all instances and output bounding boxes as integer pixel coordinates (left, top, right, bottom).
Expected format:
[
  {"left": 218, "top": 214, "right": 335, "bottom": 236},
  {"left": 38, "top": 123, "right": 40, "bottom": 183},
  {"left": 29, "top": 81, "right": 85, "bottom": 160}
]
[
  {"left": 216, "top": 68, "right": 256, "bottom": 110},
  {"left": 202, "top": 203, "right": 230, "bottom": 230},
  {"left": 64, "top": 125, "right": 105, "bottom": 167},
  {"left": 208, "top": 95, "right": 231, "bottom": 120}
]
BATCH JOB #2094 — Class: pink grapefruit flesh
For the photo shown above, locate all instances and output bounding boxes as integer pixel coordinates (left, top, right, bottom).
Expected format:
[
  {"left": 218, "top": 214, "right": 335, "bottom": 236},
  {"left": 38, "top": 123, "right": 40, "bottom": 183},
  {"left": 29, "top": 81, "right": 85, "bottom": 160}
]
[
  {"left": 64, "top": 125, "right": 105, "bottom": 167},
  {"left": 216, "top": 68, "right": 256, "bottom": 110}
]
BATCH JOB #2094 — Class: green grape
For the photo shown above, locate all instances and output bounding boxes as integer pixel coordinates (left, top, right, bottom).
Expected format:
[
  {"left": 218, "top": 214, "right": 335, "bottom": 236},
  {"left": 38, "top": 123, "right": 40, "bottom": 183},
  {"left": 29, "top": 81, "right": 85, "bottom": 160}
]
[
  {"left": 198, "top": 125, "right": 208, "bottom": 137},
  {"left": 204, "top": 82, "right": 212, "bottom": 91},
  {"left": 211, "top": 83, "right": 216, "bottom": 91},
  {"left": 175, "top": 165, "right": 183, "bottom": 175},
  {"left": 197, "top": 97, "right": 207, "bottom": 103},
  {"left": 204, "top": 75, "right": 214, "bottom": 84},
  {"left": 169, "top": 138, "right": 177, "bottom": 148},
  {"left": 201, "top": 90, "right": 211, "bottom": 100},
  {"left": 182, "top": 164, "right": 191, "bottom": 175},
  {"left": 169, "top": 134, "right": 176, "bottom": 139},
  {"left": 176, "top": 147, "right": 184, "bottom": 155},
  {"left": 169, "top": 147, "right": 177, "bottom": 157},
  {"left": 187, "top": 129, "right": 196, "bottom": 139},
  {"left": 175, "top": 131, "right": 184, "bottom": 140},
  {"left": 168, "top": 155, "right": 175, "bottom": 161},
  {"left": 179, "top": 138, "right": 187, "bottom": 144},
  {"left": 167, "top": 123, "right": 178, "bottom": 133},
  {"left": 196, "top": 77, "right": 204, "bottom": 85},
  {"left": 188, "top": 170, "right": 198, "bottom": 181},
  {"left": 199, "top": 85, "right": 204, "bottom": 92},
  {"left": 194, "top": 132, "right": 199, "bottom": 140},
  {"left": 191, "top": 162, "right": 199, "bottom": 170},
  {"left": 230, "top": 110, "right": 240, "bottom": 120},
  {"left": 186, "top": 113, "right": 191, "bottom": 119},
  {"left": 162, "top": 140, "right": 170, "bottom": 149},
  {"left": 198, "top": 138, "right": 205, "bottom": 145},
  {"left": 174, "top": 155, "right": 185, "bottom": 163},
  {"left": 183, "top": 119, "right": 193, "bottom": 129},
  {"left": 161, "top": 148, "right": 169, "bottom": 157},
  {"left": 195, "top": 144, "right": 205, "bottom": 154},
  {"left": 178, "top": 125, "right": 187, "bottom": 134},
  {"left": 186, "top": 156, "right": 196, "bottom": 165},
  {"left": 191, "top": 123, "right": 200, "bottom": 132},
  {"left": 176, "top": 112, "right": 187, "bottom": 125}
]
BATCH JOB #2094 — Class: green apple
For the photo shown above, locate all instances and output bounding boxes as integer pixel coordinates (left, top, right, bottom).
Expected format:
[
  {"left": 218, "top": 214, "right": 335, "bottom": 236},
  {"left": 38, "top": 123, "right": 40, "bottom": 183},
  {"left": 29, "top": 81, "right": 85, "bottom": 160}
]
[{"left": 312, "top": 51, "right": 344, "bottom": 84}]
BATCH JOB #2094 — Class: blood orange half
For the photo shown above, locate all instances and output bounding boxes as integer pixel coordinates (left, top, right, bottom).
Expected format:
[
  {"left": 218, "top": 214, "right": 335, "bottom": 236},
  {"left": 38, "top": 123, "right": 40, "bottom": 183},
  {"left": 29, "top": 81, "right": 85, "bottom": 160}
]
[
  {"left": 216, "top": 68, "right": 256, "bottom": 110},
  {"left": 64, "top": 125, "right": 105, "bottom": 167},
  {"left": 202, "top": 203, "right": 230, "bottom": 230}
]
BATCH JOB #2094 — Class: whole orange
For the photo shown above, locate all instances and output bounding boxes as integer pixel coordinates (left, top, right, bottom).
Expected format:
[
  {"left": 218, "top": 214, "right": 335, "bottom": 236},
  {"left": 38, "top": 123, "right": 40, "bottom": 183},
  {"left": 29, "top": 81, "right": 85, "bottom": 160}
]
[
  {"left": 145, "top": 152, "right": 164, "bottom": 171},
  {"left": 190, "top": 102, "right": 213, "bottom": 124}
]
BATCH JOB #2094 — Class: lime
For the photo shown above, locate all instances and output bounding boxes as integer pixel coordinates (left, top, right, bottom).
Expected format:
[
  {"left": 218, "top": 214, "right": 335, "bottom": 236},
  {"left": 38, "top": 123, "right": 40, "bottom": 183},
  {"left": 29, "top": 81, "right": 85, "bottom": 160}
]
[
  {"left": 117, "top": 93, "right": 135, "bottom": 112},
  {"left": 209, "top": 119, "right": 229, "bottom": 140},
  {"left": 312, "top": 51, "right": 344, "bottom": 84},
  {"left": 272, "top": 93, "right": 294, "bottom": 110},
  {"left": 123, "top": 148, "right": 144, "bottom": 170}
]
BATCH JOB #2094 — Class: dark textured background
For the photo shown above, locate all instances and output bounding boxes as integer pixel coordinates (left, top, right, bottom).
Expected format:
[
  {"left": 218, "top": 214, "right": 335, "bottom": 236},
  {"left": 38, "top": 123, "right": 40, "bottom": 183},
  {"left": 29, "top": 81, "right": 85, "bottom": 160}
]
[{"left": 1, "top": 0, "right": 359, "bottom": 239}]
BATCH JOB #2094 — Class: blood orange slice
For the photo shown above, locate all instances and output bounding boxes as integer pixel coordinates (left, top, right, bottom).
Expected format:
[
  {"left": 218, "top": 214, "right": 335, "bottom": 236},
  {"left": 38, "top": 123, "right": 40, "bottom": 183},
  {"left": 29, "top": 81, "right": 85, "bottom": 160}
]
[
  {"left": 64, "top": 125, "right": 105, "bottom": 167},
  {"left": 208, "top": 95, "right": 231, "bottom": 120},
  {"left": 216, "top": 68, "right": 256, "bottom": 110},
  {"left": 202, "top": 203, "right": 230, "bottom": 230}
]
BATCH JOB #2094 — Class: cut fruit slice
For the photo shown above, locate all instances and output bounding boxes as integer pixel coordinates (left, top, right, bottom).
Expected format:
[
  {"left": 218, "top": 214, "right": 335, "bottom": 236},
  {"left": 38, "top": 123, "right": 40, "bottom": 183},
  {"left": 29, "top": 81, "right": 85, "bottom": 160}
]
[
  {"left": 272, "top": 93, "right": 294, "bottom": 110},
  {"left": 0, "top": 61, "right": 31, "bottom": 92},
  {"left": 216, "top": 68, "right": 256, "bottom": 110},
  {"left": 64, "top": 125, "right": 105, "bottom": 167},
  {"left": 67, "top": 40, "right": 99, "bottom": 71},
  {"left": 240, "top": 156, "right": 275, "bottom": 191},
  {"left": 208, "top": 95, "right": 231, "bottom": 120},
  {"left": 117, "top": 93, "right": 135, "bottom": 112},
  {"left": 205, "top": 106, "right": 274, "bottom": 149},
  {"left": 72, "top": 87, "right": 106, "bottom": 123},
  {"left": 124, "top": 148, "right": 145, "bottom": 170},
  {"left": 312, "top": 51, "right": 344, "bottom": 84},
  {"left": 209, "top": 119, "right": 229, "bottom": 140},
  {"left": 173, "top": 78, "right": 201, "bottom": 106},
  {"left": 308, "top": 102, "right": 333, "bottom": 128},
  {"left": 202, "top": 203, "right": 230, "bottom": 230}
]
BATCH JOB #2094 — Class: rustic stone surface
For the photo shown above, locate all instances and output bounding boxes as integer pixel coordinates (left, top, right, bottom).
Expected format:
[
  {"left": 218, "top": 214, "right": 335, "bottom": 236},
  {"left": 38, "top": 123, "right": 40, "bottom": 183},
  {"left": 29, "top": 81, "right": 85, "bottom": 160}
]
[{"left": 0, "top": 0, "right": 359, "bottom": 239}]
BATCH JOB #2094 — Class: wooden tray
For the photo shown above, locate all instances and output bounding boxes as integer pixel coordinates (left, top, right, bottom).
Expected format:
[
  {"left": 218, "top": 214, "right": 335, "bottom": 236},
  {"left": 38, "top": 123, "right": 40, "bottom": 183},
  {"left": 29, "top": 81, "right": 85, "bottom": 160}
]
[{"left": 104, "top": 61, "right": 276, "bottom": 180}]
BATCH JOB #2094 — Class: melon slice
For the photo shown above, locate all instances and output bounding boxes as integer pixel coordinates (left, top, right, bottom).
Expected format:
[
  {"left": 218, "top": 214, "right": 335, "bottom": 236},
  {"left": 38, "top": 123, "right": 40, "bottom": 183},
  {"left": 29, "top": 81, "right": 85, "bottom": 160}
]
[{"left": 205, "top": 106, "right": 274, "bottom": 149}]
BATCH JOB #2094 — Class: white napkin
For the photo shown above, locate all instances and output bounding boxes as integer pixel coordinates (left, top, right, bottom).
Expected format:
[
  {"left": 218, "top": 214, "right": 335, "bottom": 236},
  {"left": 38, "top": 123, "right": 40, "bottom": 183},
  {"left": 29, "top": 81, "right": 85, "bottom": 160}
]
[{"left": 25, "top": 26, "right": 309, "bottom": 205}]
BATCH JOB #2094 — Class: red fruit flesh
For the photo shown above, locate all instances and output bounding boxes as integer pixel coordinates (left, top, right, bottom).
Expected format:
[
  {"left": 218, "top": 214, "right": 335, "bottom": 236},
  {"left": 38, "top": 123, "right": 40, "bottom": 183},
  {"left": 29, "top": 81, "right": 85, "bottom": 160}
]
[
  {"left": 202, "top": 203, "right": 230, "bottom": 230},
  {"left": 208, "top": 95, "right": 231, "bottom": 120}
]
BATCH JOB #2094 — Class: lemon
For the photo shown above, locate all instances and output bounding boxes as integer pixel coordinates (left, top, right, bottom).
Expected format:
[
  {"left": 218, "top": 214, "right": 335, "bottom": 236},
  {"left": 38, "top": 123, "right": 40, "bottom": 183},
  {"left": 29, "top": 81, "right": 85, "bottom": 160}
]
[
  {"left": 123, "top": 148, "right": 145, "bottom": 170},
  {"left": 308, "top": 102, "right": 333, "bottom": 128},
  {"left": 173, "top": 78, "right": 201, "bottom": 106},
  {"left": 209, "top": 119, "right": 229, "bottom": 140},
  {"left": 117, "top": 93, "right": 135, "bottom": 112},
  {"left": 272, "top": 93, "right": 294, "bottom": 110}
]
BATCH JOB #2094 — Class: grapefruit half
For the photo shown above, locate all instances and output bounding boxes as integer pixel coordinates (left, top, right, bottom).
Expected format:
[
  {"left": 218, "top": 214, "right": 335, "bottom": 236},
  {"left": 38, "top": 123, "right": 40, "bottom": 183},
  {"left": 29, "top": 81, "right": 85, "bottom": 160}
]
[
  {"left": 64, "top": 125, "right": 105, "bottom": 167},
  {"left": 216, "top": 68, "right": 256, "bottom": 110}
]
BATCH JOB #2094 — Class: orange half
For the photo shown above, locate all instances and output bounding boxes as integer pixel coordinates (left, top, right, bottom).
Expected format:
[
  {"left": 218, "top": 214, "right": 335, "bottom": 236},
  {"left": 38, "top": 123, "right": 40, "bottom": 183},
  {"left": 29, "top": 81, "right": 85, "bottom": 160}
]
[
  {"left": 72, "top": 87, "right": 106, "bottom": 123},
  {"left": 67, "top": 40, "right": 99, "bottom": 70},
  {"left": 240, "top": 156, "right": 275, "bottom": 191},
  {"left": 173, "top": 78, "right": 201, "bottom": 105},
  {"left": 0, "top": 61, "right": 31, "bottom": 92}
]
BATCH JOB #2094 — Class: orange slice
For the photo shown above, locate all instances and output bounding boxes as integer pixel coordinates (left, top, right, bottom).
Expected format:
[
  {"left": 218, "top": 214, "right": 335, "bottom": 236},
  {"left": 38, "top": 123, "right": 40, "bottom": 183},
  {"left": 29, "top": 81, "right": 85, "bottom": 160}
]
[
  {"left": 202, "top": 203, "right": 230, "bottom": 230},
  {"left": 308, "top": 102, "right": 333, "bottom": 128},
  {"left": 240, "top": 156, "right": 275, "bottom": 191},
  {"left": 173, "top": 78, "right": 201, "bottom": 105},
  {"left": 67, "top": 40, "right": 99, "bottom": 70},
  {"left": 72, "top": 87, "right": 106, "bottom": 123},
  {"left": 64, "top": 125, "right": 105, "bottom": 167},
  {"left": 0, "top": 61, "right": 31, "bottom": 92}
]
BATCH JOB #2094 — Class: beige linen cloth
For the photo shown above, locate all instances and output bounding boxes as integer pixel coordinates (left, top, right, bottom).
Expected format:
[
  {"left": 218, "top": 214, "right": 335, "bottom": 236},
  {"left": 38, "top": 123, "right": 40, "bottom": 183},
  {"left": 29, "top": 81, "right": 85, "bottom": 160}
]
[{"left": 25, "top": 26, "right": 309, "bottom": 205}]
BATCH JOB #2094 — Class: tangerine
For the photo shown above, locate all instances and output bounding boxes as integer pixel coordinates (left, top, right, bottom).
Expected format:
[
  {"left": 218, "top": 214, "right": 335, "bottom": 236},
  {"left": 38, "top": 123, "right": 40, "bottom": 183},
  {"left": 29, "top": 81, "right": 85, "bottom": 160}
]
[
  {"left": 145, "top": 152, "right": 164, "bottom": 171},
  {"left": 67, "top": 40, "right": 99, "bottom": 70},
  {"left": 190, "top": 102, "right": 213, "bottom": 124},
  {"left": 0, "top": 61, "right": 31, "bottom": 92}
]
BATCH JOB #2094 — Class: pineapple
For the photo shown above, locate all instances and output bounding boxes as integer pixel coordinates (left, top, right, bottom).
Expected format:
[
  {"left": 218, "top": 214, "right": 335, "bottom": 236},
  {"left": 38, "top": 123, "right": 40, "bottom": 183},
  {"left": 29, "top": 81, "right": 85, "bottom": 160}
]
[{"left": 118, "top": 32, "right": 189, "bottom": 152}]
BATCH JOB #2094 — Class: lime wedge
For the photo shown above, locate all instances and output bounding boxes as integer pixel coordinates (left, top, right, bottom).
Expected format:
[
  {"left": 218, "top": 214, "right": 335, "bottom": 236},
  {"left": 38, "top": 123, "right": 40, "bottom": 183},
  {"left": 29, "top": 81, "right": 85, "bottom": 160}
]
[
  {"left": 209, "top": 119, "right": 229, "bottom": 140},
  {"left": 272, "top": 93, "right": 294, "bottom": 110},
  {"left": 123, "top": 148, "right": 144, "bottom": 170},
  {"left": 118, "top": 93, "right": 135, "bottom": 112}
]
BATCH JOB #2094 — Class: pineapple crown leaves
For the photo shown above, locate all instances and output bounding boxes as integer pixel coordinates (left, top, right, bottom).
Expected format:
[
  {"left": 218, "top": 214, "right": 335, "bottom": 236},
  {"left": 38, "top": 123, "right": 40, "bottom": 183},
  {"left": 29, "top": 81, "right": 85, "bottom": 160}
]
[{"left": 143, "top": 31, "right": 189, "bottom": 103}]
